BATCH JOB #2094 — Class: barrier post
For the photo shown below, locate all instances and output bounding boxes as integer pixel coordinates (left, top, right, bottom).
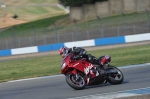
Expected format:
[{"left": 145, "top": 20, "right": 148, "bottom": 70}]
[
  {"left": 11, "top": 27, "right": 17, "bottom": 48},
  {"left": 31, "top": 25, "right": 37, "bottom": 46},
  {"left": 53, "top": 23, "right": 59, "bottom": 43},
  {"left": 97, "top": 16, "right": 103, "bottom": 37},
  {"left": 122, "top": 13, "right": 126, "bottom": 35},
  {"left": 146, "top": 9, "right": 150, "bottom": 32},
  {"left": 73, "top": 20, "right": 78, "bottom": 41}
]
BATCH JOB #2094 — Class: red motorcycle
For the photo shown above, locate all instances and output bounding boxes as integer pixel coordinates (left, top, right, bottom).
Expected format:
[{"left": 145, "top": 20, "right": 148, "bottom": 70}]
[{"left": 60, "top": 53, "right": 124, "bottom": 90}]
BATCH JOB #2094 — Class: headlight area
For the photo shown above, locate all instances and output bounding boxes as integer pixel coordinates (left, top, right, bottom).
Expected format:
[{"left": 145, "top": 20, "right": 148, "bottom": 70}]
[{"left": 61, "top": 62, "right": 66, "bottom": 69}]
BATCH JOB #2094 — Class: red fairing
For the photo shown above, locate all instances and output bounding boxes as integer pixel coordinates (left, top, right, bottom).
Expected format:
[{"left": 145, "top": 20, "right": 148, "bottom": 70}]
[
  {"left": 100, "top": 55, "right": 111, "bottom": 65},
  {"left": 100, "top": 57, "right": 107, "bottom": 65},
  {"left": 60, "top": 53, "right": 98, "bottom": 85},
  {"left": 60, "top": 53, "right": 73, "bottom": 74}
]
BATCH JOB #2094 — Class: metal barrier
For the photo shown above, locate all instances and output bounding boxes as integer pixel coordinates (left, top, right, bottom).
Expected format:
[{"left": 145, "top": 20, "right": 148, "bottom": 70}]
[{"left": 0, "top": 11, "right": 150, "bottom": 50}]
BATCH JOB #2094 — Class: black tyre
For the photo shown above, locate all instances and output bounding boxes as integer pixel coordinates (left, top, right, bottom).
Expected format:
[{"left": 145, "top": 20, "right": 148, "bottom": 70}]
[
  {"left": 66, "top": 73, "right": 86, "bottom": 90},
  {"left": 107, "top": 66, "right": 124, "bottom": 85}
]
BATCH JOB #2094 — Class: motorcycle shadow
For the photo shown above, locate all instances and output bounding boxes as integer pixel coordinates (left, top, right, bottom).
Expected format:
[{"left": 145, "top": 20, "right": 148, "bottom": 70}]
[{"left": 85, "top": 81, "right": 128, "bottom": 89}]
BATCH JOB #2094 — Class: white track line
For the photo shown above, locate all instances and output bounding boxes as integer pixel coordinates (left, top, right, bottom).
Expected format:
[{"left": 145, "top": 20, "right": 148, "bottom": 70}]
[{"left": 67, "top": 87, "right": 150, "bottom": 99}]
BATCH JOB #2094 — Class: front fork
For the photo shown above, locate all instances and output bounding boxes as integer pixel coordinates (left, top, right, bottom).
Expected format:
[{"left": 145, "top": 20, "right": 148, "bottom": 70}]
[
  {"left": 69, "top": 69, "right": 96, "bottom": 85},
  {"left": 70, "top": 69, "right": 80, "bottom": 80}
]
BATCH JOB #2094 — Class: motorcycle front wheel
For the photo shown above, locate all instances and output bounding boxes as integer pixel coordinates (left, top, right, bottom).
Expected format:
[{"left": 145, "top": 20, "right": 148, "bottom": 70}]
[
  {"left": 107, "top": 66, "right": 124, "bottom": 85},
  {"left": 66, "top": 73, "right": 86, "bottom": 90}
]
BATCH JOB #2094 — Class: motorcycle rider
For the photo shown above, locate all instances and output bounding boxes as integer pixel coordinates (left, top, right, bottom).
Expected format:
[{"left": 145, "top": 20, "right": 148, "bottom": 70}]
[
  {"left": 58, "top": 46, "right": 98, "bottom": 64},
  {"left": 58, "top": 46, "right": 105, "bottom": 75}
]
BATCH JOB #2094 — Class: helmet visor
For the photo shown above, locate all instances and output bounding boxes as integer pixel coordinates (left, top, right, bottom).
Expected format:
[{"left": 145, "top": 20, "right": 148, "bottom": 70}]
[{"left": 60, "top": 48, "right": 68, "bottom": 58}]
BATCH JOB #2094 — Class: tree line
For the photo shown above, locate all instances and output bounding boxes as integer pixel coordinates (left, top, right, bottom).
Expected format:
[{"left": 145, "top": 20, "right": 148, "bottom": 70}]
[{"left": 59, "top": 0, "right": 108, "bottom": 7}]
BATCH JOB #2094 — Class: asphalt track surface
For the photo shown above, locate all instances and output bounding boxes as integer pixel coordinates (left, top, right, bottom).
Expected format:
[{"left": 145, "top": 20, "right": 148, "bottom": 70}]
[{"left": 0, "top": 64, "right": 150, "bottom": 99}]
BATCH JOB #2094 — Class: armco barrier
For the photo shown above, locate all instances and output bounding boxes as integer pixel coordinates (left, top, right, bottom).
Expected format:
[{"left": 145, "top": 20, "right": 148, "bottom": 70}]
[
  {"left": 95, "top": 36, "right": 125, "bottom": 46},
  {"left": 38, "top": 43, "right": 64, "bottom": 52},
  {"left": 11, "top": 46, "right": 38, "bottom": 55},
  {"left": 0, "top": 33, "right": 150, "bottom": 56},
  {"left": 125, "top": 33, "right": 150, "bottom": 43},
  {"left": 64, "top": 39, "right": 95, "bottom": 48},
  {"left": 0, "top": 49, "right": 11, "bottom": 56}
]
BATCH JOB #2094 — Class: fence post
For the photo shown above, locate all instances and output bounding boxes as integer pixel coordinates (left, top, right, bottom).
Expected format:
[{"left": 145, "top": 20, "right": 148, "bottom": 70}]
[
  {"left": 117, "top": 27, "right": 120, "bottom": 36},
  {"left": 53, "top": 23, "right": 59, "bottom": 43},
  {"left": 18, "top": 38, "right": 21, "bottom": 48},
  {"left": 122, "top": 13, "right": 127, "bottom": 35},
  {"left": 73, "top": 20, "right": 78, "bottom": 41},
  {"left": 58, "top": 34, "right": 60, "bottom": 43},
  {"left": 71, "top": 32, "right": 74, "bottom": 41},
  {"left": 97, "top": 16, "right": 103, "bottom": 37},
  {"left": 43, "top": 36, "right": 47, "bottom": 45},
  {"left": 85, "top": 20, "right": 90, "bottom": 39},
  {"left": 29, "top": 37, "right": 32, "bottom": 46},
  {"left": 133, "top": 25, "right": 136, "bottom": 34},
  {"left": 11, "top": 27, "right": 17, "bottom": 48},
  {"left": 146, "top": 9, "right": 150, "bottom": 32},
  {"left": 31, "top": 25, "right": 37, "bottom": 46},
  {"left": 5, "top": 40, "right": 8, "bottom": 49}
]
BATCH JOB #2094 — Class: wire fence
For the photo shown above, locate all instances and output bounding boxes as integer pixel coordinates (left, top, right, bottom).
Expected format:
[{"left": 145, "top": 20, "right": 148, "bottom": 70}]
[{"left": 0, "top": 10, "right": 150, "bottom": 50}]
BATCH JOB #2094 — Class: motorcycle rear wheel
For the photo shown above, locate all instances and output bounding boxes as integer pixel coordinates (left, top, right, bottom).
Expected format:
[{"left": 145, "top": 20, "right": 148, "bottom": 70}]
[
  {"left": 107, "top": 66, "right": 124, "bottom": 85},
  {"left": 66, "top": 73, "right": 86, "bottom": 90}
]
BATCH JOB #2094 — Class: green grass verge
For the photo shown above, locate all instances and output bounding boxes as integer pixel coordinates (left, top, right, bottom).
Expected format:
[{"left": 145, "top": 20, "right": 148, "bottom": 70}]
[
  {"left": 0, "top": 14, "right": 69, "bottom": 38},
  {"left": 0, "top": 44, "right": 150, "bottom": 82}
]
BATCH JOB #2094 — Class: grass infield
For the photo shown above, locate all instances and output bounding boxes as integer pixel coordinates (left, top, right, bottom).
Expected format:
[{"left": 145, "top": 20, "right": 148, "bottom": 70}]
[{"left": 0, "top": 44, "right": 150, "bottom": 82}]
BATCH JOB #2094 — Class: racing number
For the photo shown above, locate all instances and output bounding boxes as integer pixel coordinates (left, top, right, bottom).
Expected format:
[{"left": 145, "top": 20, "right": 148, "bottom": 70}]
[{"left": 84, "top": 64, "right": 93, "bottom": 75}]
